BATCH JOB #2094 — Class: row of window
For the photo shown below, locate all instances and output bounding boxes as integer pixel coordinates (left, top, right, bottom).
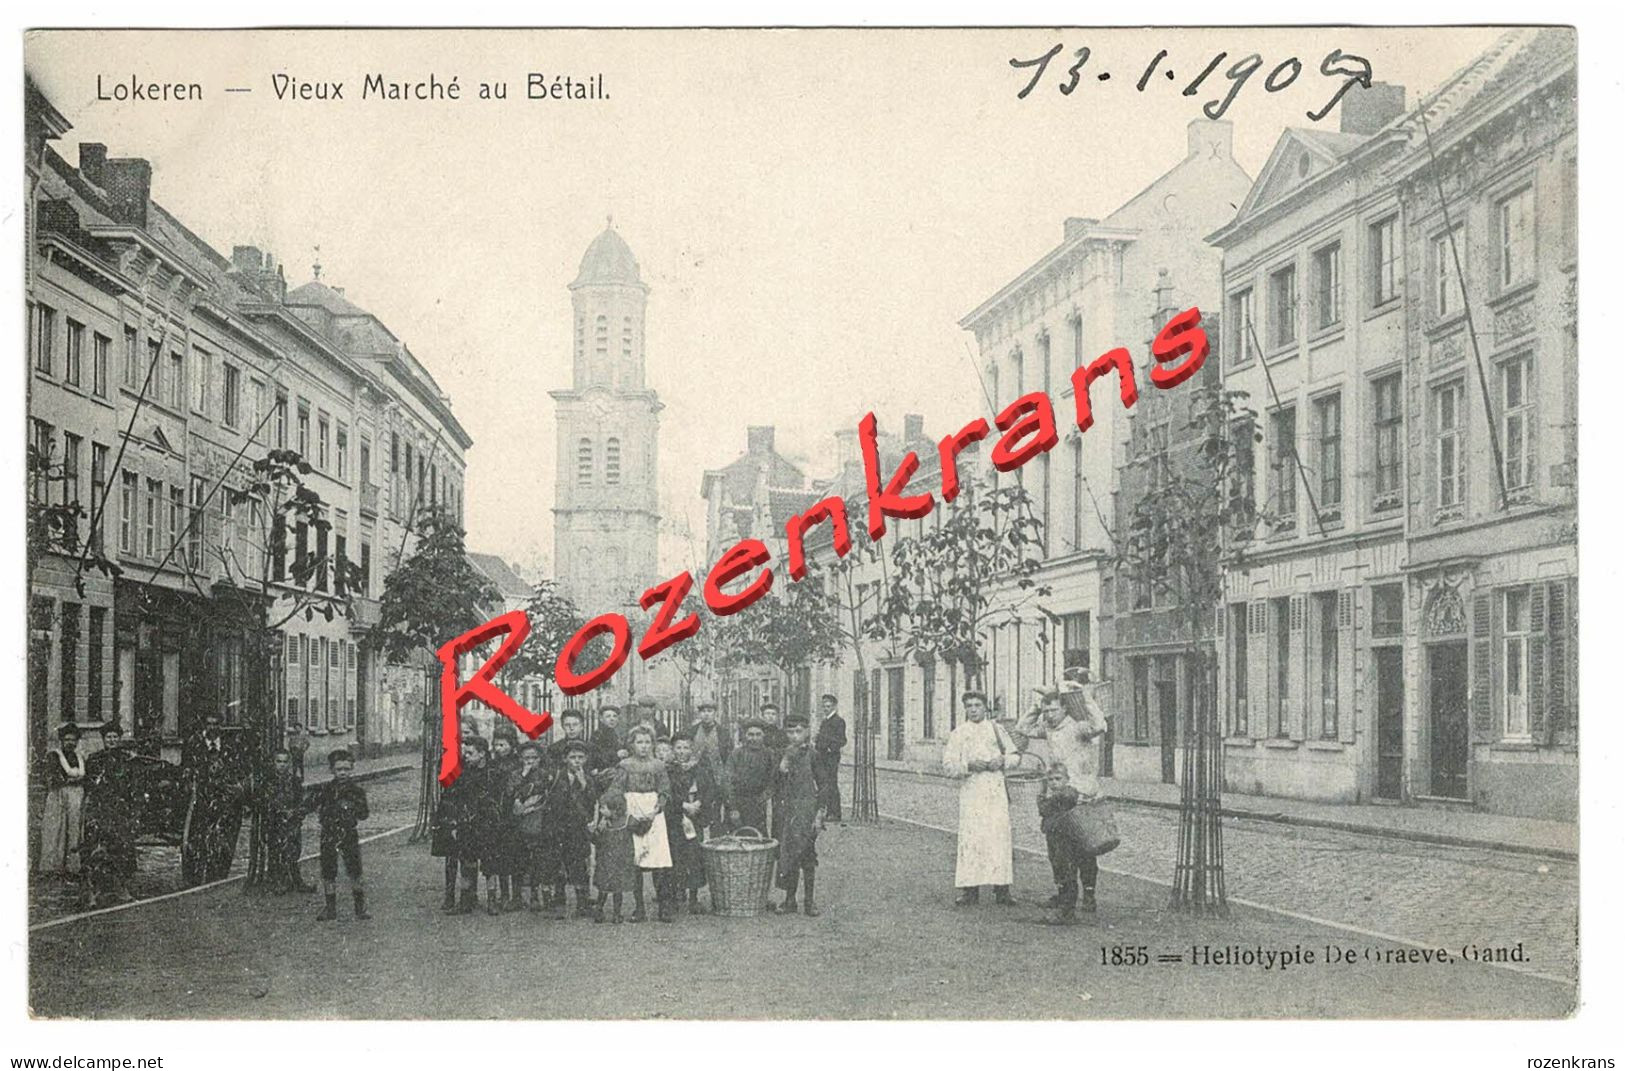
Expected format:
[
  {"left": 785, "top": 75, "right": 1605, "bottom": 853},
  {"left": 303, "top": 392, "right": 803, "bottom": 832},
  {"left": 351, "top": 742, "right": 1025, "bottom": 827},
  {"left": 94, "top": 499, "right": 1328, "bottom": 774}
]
[
  {"left": 47, "top": 601, "right": 109, "bottom": 727},
  {"left": 387, "top": 428, "right": 462, "bottom": 522},
  {"left": 285, "top": 632, "right": 359, "bottom": 733},
  {"left": 1226, "top": 185, "right": 1535, "bottom": 363},
  {"left": 1224, "top": 581, "right": 1568, "bottom": 745},
  {"left": 1225, "top": 590, "right": 1354, "bottom": 742},
  {"left": 1256, "top": 353, "right": 1535, "bottom": 533},
  {"left": 29, "top": 304, "right": 463, "bottom": 530},
  {"left": 29, "top": 304, "right": 111, "bottom": 399},
  {"left": 30, "top": 416, "right": 376, "bottom": 596}
]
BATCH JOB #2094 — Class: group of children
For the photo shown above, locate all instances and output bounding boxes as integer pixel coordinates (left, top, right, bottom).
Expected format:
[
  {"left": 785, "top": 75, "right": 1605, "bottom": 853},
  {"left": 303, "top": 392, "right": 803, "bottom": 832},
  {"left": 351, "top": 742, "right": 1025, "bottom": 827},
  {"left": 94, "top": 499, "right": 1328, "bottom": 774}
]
[{"left": 431, "top": 705, "right": 826, "bottom": 923}]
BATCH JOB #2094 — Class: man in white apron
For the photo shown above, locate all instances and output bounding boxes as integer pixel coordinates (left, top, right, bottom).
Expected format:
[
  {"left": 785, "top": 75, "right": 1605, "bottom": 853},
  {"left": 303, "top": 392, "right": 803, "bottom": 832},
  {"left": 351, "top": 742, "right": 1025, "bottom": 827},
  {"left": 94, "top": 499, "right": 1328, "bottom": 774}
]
[{"left": 940, "top": 691, "right": 1016, "bottom": 905}]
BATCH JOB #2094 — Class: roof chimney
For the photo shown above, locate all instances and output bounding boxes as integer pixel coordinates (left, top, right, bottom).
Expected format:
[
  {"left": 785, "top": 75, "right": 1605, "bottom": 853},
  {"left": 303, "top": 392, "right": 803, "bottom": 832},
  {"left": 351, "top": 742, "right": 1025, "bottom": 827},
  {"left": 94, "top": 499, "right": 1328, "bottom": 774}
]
[
  {"left": 903, "top": 414, "right": 925, "bottom": 443},
  {"left": 746, "top": 426, "right": 775, "bottom": 455},
  {"left": 1064, "top": 217, "right": 1097, "bottom": 242},
  {"left": 1340, "top": 81, "right": 1407, "bottom": 136},
  {"left": 1187, "top": 118, "right": 1233, "bottom": 160},
  {"left": 78, "top": 143, "right": 107, "bottom": 185}
]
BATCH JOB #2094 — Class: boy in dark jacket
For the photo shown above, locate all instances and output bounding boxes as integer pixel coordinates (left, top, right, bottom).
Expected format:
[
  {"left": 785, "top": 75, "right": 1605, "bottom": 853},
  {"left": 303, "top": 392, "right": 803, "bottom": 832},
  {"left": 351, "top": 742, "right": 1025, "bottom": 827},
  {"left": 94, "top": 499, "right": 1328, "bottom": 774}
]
[
  {"left": 541, "top": 739, "right": 597, "bottom": 918},
  {"left": 1037, "top": 763, "right": 1094, "bottom": 924},
  {"left": 311, "top": 749, "right": 370, "bottom": 921},
  {"left": 772, "top": 715, "right": 824, "bottom": 916},
  {"left": 438, "top": 735, "right": 492, "bottom": 915}
]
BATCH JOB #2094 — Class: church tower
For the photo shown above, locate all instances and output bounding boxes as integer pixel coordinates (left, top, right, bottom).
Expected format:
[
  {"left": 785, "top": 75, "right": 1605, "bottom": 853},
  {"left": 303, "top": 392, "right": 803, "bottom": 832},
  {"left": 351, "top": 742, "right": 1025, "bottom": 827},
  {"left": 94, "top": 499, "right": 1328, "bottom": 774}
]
[{"left": 550, "top": 222, "right": 662, "bottom": 623}]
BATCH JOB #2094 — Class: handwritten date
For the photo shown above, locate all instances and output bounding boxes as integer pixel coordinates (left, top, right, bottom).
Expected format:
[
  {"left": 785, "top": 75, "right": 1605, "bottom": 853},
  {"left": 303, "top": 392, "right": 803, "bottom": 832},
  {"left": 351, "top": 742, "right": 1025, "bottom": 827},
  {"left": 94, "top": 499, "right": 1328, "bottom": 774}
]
[{"left": 1010, "top": 44, "right": 1373, "bottom": 123}]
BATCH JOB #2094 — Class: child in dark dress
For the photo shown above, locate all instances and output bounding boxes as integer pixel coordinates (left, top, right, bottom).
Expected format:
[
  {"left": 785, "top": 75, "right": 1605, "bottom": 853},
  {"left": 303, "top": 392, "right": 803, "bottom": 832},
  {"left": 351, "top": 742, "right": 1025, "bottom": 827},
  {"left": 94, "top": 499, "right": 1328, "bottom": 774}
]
[
  {"left": 509, "top": 741, "right": 551, "bottom": 912},
  {"left": 437, "top": 736, "right": 493, "bottom": 915},
  {"left": 666, "top": 732, "right": 716, "bottom": 913},
  {"left": 488, "top": 727, "right": 523, "bottom": 912},
  {"left": 265, "top": 749, "right": 310, "bottom": 895},
  {"left": 591, "top": 784, "right": 633, "bottom": 923}
]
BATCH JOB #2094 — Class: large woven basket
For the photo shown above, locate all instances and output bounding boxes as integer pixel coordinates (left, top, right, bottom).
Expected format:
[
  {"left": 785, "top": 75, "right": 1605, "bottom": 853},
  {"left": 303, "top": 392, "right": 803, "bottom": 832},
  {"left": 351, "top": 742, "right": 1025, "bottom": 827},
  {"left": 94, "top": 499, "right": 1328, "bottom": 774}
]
[{"left": 702, "top": 827, "right": 780, "bottom": 917}]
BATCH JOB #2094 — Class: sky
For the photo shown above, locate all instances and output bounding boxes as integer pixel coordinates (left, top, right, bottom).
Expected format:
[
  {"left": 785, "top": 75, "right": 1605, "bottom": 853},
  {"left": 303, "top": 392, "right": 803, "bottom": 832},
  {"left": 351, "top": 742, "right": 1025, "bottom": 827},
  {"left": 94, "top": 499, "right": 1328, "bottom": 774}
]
[{"left": 25, "top": 27, "right": 1508, "bottom": 578}]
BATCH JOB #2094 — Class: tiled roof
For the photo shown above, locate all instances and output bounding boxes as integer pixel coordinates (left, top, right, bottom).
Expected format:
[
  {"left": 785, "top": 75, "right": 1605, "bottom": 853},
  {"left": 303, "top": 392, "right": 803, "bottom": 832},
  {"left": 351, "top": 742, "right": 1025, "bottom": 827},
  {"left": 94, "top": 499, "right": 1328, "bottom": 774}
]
[{"left": 465, "top": 553, "right": 535, "bottom": 600}]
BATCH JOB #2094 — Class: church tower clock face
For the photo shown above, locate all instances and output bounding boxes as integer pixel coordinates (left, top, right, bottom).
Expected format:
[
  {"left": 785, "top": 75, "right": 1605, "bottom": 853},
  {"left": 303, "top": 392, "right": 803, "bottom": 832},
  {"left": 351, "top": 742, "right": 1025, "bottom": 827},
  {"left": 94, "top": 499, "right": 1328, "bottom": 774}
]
[{"left": 550, "top": 222, "right": 663, "bottom": 628}]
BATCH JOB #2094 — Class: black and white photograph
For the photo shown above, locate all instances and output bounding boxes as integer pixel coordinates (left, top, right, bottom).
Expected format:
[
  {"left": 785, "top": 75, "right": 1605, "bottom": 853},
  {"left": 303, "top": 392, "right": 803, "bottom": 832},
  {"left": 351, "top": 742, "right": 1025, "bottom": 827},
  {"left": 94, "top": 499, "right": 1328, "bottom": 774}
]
[{"left": 8, "top": 17, "right": 1615, "bottom": 1062}]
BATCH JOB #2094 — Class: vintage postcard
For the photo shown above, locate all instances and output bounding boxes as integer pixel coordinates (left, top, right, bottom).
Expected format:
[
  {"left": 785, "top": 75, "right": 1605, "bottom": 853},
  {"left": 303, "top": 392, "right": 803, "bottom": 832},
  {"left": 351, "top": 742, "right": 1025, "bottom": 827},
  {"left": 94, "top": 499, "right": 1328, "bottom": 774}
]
[{"left": 20, "top": 26, "right": 1583, "bottom": 1026}]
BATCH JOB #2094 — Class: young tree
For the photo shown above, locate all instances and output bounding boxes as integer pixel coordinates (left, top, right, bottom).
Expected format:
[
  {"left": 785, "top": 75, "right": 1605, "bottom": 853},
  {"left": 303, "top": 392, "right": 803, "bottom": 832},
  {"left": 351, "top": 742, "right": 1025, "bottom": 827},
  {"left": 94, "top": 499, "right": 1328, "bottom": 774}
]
[
  {"left": 201, "top": 447, "right": 363, "bottom": 889},
  {"left": 1116, "top": 383, "right": 1260, "bottom": 916},
  {"left": 374, "top": 504, "right": 498, "bottom": 840},
  {"left": 825, "top": 542, "right": 885, "bottom": 822},
  {"left": 728, "top": 564, "right": 843, "bottom": 705},
  {"left": 504, "top": 578, "right": 586, "bottom": 713},
  {"left": 28, "top": 444, "right": 122, "bottom": 594},
  {"left": 869, "top": 476, "right": 1050, "bottom": 694}
]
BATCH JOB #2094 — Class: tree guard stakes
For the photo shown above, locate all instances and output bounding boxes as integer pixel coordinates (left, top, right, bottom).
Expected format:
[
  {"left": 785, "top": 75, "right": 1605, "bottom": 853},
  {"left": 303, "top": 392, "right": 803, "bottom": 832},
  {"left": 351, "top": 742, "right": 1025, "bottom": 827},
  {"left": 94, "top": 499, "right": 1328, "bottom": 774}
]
[{"left": 433, "top": 308, "right": 1212, "bottom": 786}]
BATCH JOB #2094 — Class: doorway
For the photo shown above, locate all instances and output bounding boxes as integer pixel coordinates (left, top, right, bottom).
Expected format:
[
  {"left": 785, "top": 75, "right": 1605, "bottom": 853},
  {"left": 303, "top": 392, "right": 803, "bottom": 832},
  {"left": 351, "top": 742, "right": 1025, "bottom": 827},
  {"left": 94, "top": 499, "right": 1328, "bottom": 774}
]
[
  {"left": 1374, "top": 646, "right": 1404, "bottom": 800},
  {"left": 1427, "top": 642, "right": 1469, "bottom": 800},
  {"left": 1156, "top": 659, "right": 1178, "bottom": 784},
  {"left": 886, "top": 666, "right": 905, "bottom": 761}
]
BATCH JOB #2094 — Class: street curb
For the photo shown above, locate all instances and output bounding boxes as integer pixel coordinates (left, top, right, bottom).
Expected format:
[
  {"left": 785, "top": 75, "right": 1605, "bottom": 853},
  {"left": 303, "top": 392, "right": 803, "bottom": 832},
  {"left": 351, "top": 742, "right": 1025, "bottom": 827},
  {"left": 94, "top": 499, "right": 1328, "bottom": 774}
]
[{"left": 859, "top": 764, "right": 1577, "bottom": 864}]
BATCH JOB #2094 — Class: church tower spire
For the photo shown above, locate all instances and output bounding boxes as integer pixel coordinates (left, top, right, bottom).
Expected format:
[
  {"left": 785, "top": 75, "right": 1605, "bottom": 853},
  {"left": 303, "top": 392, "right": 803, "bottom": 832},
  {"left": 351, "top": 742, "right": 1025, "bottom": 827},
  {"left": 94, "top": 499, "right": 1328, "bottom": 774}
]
[{"left": 551, "top": 222, "right": 663, "bottom": 625}]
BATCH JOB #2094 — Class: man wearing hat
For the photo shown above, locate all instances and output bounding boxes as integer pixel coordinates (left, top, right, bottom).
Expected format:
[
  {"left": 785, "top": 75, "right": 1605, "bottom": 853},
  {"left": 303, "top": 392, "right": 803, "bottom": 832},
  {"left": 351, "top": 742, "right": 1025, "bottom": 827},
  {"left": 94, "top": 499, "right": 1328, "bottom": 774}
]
[
  {"left": 723, "top": 720, "right": 774, "bottom": 834},
  {"left": 184, "top": 712, "right": 248, "bottom": 885},
  {"left": 82, "top": 722, "right": 139, "bottom": 907},
  {"left": 812, "top": 694, "right": 848, "bottom": 825}
]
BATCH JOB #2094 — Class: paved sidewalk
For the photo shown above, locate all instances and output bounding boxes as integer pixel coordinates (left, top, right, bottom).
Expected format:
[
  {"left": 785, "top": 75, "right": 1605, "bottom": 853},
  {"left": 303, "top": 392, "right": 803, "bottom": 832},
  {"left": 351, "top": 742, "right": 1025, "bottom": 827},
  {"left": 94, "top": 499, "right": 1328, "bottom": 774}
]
[
  {"left": 28, "top": 753, "right": 420, "bottom": 926},
  {"left": 861, "top": 759, "right": 1576, "bottom": 860}
]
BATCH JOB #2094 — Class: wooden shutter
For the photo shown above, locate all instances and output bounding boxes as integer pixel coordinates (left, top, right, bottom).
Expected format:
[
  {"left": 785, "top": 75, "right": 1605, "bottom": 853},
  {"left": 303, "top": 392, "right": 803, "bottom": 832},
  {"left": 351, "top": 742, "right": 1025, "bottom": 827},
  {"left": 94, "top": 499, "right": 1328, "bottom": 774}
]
[
  {"left": 1528, "top": 584, "right": 1547, "bottom": 739},
  {"left": 1470, "top": 591, "right": 1495, "bottom": 742},
  {"left": 1288, "top": 596, "right": 1307, "bottom": 741},
  {"left": 1545, "top": 579, "right": 1569, "bottom": 742},
  {"left": 1339, "top": 589, "right": 1358, "bottom": 745},
  {"left": 1247, "top": 602, "right": 1266, "bottom": 740}
]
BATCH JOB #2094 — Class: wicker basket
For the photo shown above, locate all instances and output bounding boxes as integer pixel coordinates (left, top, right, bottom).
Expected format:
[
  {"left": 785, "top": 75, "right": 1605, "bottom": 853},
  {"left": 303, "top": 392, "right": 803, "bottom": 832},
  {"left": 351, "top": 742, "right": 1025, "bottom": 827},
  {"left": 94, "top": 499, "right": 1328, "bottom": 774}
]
[{"left": 702, "top": 827, "right": 780, "bottom": 917}]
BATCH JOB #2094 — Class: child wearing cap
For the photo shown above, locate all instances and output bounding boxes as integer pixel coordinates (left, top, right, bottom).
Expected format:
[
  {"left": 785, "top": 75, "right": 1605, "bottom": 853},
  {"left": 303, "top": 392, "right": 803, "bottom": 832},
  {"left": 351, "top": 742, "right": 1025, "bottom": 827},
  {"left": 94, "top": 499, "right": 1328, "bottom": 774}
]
[
  {"left": 772, "top": 714, "right": 825, "bottom": 916},
  {"left": 541, "top": 739, "right": 597, "bottom": 918},
  {"left": 311, "top": 749, "right": 370, "bottom": 921}
]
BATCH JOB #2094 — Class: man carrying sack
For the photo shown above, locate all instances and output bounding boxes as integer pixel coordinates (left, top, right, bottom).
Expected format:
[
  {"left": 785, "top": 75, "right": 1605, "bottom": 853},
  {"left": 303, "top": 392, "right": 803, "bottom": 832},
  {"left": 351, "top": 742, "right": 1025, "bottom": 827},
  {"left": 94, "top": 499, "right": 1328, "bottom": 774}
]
[{"left": 1014, "top": 673, "right": 1113, "bottom": 920}]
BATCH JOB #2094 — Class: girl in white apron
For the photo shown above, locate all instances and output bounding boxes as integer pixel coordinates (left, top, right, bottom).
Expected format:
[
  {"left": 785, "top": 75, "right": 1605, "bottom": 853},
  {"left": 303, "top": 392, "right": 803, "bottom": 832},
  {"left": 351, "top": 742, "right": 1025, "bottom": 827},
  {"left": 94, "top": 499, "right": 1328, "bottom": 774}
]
[{"left": 611, "top": 725, "right": 676, "bottom": 923}]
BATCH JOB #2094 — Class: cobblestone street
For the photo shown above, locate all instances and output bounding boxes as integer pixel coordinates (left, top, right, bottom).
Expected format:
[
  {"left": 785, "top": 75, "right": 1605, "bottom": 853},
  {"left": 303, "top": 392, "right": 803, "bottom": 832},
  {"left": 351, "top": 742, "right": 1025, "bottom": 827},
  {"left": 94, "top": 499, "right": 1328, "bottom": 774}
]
[
  {"left": 875, "top": 769, "right": 1579, "bottom": 986},
  {"left": 30, "top": 768, "right": 1575, "bottom": 1019}
]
